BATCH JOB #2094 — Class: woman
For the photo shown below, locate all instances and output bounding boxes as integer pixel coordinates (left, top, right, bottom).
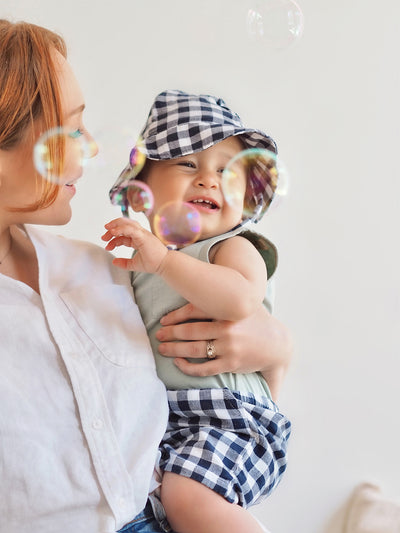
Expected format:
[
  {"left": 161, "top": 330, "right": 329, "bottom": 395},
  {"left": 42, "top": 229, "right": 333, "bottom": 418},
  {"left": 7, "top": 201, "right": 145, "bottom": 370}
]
[{"left": 0, "top": 19, "right": 292, "bottom": 533}]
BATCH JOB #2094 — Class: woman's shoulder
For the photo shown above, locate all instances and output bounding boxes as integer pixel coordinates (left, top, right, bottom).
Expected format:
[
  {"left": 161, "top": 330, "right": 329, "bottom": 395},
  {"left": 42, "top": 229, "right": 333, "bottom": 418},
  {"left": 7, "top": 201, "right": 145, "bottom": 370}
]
[
  {"left": 26, "top": 225, "right": 129, "bottom": 286},
  {"left": 28, "top": 225, "right": 109, "bottom": 258}
]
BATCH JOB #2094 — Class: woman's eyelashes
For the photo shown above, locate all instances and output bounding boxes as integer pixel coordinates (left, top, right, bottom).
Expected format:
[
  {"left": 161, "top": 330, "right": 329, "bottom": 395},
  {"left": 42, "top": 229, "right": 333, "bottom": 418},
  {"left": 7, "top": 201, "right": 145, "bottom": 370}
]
[{"left": 68, "top": 128, "right": 84, "bottom": 139}]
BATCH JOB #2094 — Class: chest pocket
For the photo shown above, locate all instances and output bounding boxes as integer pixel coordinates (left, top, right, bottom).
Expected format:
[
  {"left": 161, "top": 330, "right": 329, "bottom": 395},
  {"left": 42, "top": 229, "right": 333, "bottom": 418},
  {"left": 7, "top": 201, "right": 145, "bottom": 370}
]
[{"left": 60, "top": 284, "right": 154, "bottom": 368}]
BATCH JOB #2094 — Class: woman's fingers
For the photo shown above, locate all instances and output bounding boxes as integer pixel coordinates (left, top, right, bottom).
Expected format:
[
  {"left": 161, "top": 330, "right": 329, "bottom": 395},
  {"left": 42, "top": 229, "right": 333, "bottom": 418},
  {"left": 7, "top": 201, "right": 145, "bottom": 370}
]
[
  {"left": 173, "top": 356, "right": 227, "bottom": 377},
  {"left": 157, "top": 319, "right": 227, "bottom": 344},
  {"left": 160, "top": 303, "right": 209, "bottom": 326},
  {"left": 158, "top": 338, "right": 210, "bottom": 358},
  {"left": 158, "top": 336, "right": 234, "bottom": 377},
  {"left": 157, "top": 303, "right": 293, "bottom": 401}
]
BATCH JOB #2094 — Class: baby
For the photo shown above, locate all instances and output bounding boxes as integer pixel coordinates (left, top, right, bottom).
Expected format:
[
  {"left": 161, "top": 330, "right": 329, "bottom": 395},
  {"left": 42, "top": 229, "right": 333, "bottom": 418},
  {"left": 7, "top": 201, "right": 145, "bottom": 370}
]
[{"left": 103, "top": 90, "right": 291, "bottom": 533}]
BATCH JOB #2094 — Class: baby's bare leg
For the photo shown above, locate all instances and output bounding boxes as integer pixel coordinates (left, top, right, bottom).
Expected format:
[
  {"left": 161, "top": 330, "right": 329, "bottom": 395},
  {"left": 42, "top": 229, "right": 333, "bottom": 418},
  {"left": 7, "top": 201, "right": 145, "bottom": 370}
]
[{"left": 161, "top": 471, "right": 266, "bottom": 533}]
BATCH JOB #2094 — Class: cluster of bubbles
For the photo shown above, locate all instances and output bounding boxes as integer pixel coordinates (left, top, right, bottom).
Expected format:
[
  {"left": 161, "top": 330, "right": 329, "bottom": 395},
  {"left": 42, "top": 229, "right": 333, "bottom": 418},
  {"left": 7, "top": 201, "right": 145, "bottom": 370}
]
[
  {"left": 33, "top": 127, "right": 290, "bottom": 248},
  {"left": 108, "top": 143, "right": 203, "bottom": 247},
  {"left": 109, "top": 142, "right": 153, "bottom": 216},
  {"left": 110, "top": 144, "right": 290, "bottom": 247},
  {"left": 32, "top": 2, "right": 300, "bottom": 249},
  {"left": 246, "top": 0, "right": 304, "bottom": 49}
]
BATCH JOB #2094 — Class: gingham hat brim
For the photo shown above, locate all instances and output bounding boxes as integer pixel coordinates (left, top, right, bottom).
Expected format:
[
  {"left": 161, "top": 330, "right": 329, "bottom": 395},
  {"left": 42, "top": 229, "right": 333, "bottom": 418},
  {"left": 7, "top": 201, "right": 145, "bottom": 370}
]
[{"left": 141, "top": 123, "right": 277, "bottom": 160}]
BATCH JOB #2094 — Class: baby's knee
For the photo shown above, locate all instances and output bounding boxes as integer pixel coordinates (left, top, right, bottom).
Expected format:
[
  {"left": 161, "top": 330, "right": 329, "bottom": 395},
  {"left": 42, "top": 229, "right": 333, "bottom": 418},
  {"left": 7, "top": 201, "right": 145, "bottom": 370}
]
[
  {"left": 161, "top": 472, "right": 223, "bottom": 531},
  {"left": 161, "top": 472, "right": 193, "bottom": 512}
]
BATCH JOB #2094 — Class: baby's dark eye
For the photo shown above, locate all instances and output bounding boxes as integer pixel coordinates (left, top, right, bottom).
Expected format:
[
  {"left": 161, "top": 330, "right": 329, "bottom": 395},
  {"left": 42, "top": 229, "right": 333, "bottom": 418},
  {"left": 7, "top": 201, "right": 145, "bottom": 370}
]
[{"left": 178, "top": 161, "right": 196, "bottom": 168}]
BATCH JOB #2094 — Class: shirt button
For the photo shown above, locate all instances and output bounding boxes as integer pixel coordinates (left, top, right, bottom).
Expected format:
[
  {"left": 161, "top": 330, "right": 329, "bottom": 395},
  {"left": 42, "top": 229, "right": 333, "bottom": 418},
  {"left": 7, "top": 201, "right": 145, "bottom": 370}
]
[
  {"left": 118, "top": 497, "right": 126, "bottom": 508},
  {"left": 92, "top": 418, "right": 104, "bottom": 430}
]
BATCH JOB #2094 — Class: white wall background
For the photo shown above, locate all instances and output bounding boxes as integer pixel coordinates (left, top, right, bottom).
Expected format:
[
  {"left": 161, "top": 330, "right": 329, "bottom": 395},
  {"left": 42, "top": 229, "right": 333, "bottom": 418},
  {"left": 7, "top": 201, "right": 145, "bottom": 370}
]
[{"left": 2, "top": 1, "right": 399, "bottom": 532}]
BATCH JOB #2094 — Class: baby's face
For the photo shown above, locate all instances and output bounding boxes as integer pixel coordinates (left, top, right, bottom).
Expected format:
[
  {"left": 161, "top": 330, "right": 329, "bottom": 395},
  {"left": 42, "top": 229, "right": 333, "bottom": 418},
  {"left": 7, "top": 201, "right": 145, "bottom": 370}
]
[{"left": 142, "top": 136, "right": 247, "bottom": 241}]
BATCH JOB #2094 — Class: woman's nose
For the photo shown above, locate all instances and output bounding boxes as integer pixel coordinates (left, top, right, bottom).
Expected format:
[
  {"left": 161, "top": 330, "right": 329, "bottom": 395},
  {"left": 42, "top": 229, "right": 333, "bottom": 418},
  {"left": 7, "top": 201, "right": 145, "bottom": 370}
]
[{"left": 85, "top": 132, "right": 99, "bottom": 159}]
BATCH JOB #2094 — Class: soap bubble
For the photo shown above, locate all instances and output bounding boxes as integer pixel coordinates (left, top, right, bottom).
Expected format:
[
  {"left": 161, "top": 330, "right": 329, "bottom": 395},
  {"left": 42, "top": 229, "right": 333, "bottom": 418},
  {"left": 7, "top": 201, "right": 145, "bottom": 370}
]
[
  {"left": 246, "top": 0, "right": 304, "bottom": 49},
  {"left": 222, "top": 148, "right": 289, "bottom": 221},
  {"left": 129, "top": 141, "right": 146, "bottom": 170},
  {"left": 153, "top": 201, "right": 202, "bottom": 247},
  {"left": 33, "top": 126, "right": 93, "bottom": 184},
  {"left": 269, "top": 155, "right": 290, "bottom": 210},
  {"left": 125, "top": 179, "right": 154, "bottom": 216}
]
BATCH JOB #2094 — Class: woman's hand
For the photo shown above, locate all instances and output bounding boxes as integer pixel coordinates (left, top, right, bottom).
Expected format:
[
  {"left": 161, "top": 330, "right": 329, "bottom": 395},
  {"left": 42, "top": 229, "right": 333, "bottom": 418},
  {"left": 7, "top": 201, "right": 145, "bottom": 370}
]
[{"left": 156, "top": 303, "right": 293, "bottom": 401}]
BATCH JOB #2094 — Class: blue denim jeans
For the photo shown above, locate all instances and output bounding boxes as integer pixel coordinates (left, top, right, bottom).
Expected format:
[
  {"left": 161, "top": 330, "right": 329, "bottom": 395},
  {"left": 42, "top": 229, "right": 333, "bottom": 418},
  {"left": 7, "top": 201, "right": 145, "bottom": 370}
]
[{"left": 118, "top": 497, "right": 173, "bottom": 533}]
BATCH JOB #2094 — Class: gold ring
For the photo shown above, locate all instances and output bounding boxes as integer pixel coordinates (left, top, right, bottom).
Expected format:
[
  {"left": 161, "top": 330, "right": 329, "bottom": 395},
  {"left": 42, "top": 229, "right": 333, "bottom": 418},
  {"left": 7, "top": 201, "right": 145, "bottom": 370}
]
[{"left": 206, "top": 340, "right": 216, "bottom": 360}]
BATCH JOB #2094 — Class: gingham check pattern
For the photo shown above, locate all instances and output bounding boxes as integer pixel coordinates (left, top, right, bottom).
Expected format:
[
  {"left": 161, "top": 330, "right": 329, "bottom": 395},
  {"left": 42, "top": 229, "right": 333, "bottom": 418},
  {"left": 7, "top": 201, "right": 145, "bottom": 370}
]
[
  {"left": 140, "top": 90, "right": 277, "bottom": 160},
  {"left": 159, "top": 388, "right": 291, "bottom": 508},
  {"left": 110, "top": 89, "right": 279, "bottom": 221}
]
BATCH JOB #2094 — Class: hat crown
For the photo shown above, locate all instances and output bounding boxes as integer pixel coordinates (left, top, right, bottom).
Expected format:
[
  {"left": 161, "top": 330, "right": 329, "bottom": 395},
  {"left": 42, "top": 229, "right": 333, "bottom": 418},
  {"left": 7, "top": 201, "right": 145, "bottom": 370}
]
[{"left": 143, "top": 90, "right": 245, "bottom": 140}]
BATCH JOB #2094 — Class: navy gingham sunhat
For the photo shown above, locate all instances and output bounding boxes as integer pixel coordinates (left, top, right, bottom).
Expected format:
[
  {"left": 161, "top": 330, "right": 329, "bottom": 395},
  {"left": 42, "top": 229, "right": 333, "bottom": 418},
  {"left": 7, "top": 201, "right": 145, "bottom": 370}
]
[{"left": 110, "top": 89, "right": 278, "bottom": 221}]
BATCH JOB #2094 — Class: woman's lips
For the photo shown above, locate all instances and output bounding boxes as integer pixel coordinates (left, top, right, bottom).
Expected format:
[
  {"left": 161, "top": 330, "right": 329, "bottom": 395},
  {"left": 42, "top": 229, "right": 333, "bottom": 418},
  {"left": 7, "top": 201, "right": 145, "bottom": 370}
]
[{"left": 64, "top": 182, "right": 76, "bottom": 195}]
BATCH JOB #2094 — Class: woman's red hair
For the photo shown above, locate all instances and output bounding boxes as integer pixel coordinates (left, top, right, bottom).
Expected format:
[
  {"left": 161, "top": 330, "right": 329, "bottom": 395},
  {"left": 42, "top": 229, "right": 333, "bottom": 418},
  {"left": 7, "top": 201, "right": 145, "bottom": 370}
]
[{"left": 0, "top": 19, "right": 67, "bottom": 211}]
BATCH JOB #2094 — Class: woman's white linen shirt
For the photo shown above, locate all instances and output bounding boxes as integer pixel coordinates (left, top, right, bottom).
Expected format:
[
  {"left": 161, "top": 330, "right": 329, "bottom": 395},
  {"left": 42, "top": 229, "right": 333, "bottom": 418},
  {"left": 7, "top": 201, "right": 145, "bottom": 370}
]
[{"left": 0, "top": 225, "right": 168, "bottom": 533}]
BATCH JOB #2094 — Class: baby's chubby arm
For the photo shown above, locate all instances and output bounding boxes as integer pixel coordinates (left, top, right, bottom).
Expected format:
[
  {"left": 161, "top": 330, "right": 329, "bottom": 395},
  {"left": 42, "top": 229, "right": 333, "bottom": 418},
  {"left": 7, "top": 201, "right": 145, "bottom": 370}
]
[{"left": 102, "top": 218, "right": 267, "bottom": 321}]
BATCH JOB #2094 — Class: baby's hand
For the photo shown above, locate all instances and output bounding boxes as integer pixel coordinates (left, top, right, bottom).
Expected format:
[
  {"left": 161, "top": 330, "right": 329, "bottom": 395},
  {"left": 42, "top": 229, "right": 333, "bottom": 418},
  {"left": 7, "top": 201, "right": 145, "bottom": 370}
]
[{"left": 102, "top": 218, "right": 168, "bottom": 273}]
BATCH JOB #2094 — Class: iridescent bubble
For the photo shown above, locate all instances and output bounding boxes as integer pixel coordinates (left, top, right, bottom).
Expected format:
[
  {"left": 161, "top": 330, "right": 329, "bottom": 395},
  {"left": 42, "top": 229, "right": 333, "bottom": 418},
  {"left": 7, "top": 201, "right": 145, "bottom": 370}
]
[
  {"left": 153, "top": 201, "right": 202, "bottom": 247},
  {"left": 125, "top": 179, "right": 154, "bottom": 216},
  {"left": 33, "top": 126, "right": 92, "bottom": 184},
  {"left": 222, "top": 148, "right": 289, "bottom": 221},
  {"left": 246, "top": 0, "right": 304, "bottom": 49},
  {"left": 109, "top": 139, "right": 148, "bottom": 215},
  {"left": 270, "top": 154, "right": 290, "bottom": 210},
  {"left": 129, "top": 139, "right": 147, "bottom": 170}
]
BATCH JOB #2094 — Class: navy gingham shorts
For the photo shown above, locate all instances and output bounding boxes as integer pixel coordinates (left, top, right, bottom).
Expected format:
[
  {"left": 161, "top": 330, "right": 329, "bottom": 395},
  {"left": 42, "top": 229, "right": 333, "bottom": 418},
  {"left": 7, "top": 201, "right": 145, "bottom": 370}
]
[{"left": 159, "top": 388, "right": 291, "bottom": 508}]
